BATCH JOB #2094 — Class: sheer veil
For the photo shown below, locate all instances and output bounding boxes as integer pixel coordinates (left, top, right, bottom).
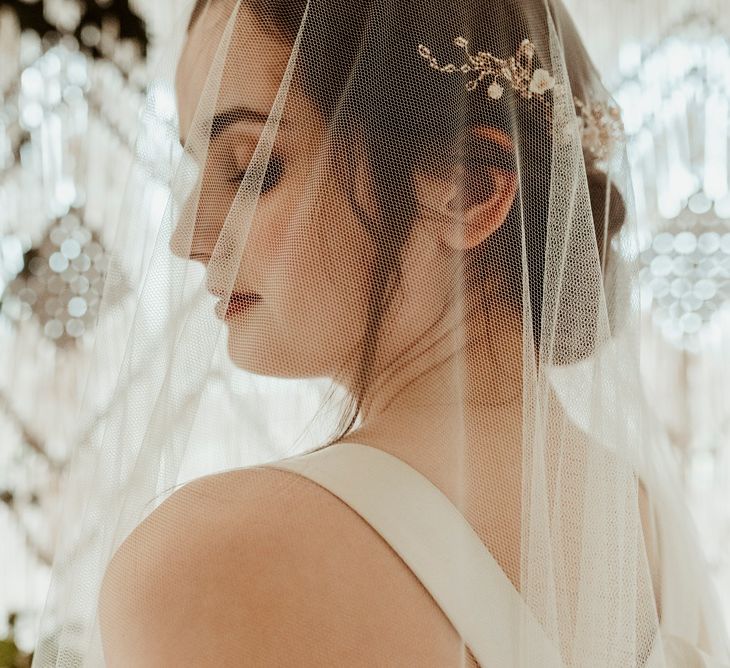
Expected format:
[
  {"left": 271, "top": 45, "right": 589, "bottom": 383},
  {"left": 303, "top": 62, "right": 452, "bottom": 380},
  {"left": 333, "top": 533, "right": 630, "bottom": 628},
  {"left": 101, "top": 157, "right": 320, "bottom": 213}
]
[{"left": 32, "top": 0, "right": 730, "bottom": 665}]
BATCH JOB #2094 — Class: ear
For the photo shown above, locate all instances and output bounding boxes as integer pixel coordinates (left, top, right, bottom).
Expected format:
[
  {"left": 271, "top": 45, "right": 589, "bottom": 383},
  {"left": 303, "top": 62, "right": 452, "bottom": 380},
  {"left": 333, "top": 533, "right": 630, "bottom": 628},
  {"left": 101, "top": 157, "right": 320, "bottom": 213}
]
[{"left": 417, "top": 166, "right": 518, "bottom": 251}]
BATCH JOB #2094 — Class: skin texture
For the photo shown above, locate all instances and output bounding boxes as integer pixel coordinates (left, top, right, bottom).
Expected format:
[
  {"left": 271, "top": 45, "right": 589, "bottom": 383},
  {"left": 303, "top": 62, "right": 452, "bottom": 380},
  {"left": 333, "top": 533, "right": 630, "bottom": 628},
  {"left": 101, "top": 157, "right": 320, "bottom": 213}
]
[{"left": 98, "top": 3, "right": 664, "bottom": 665}]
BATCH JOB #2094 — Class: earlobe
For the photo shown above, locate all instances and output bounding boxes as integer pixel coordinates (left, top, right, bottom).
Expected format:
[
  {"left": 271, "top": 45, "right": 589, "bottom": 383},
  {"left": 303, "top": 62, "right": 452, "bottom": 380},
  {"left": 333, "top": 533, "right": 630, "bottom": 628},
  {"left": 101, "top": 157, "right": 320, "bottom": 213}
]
[{"left": 440, "top": 168, "right": 518, "bottom": 251}]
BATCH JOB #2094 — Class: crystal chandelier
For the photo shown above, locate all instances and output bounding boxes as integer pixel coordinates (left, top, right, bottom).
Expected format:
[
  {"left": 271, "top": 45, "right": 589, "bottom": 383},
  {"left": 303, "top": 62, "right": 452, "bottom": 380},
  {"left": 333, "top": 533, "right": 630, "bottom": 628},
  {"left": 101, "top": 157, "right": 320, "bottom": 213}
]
[
  {"left": 0, "top": 0, "right": 147, "bottom": 347},
  {"left": 0, "top": 0, "right": 149, "bottom": 654},
  {"left": 612, "top": 11, "right": 730, "bottom": 623},
  {"left": 614, "top": 12, "right": 730, "bottom": 352}
]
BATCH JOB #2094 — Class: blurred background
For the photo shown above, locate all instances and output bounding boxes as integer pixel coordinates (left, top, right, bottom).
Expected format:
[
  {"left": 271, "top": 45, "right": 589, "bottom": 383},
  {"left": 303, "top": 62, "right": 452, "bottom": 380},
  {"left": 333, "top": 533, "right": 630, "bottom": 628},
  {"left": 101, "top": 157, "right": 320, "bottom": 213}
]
[{"left": 0, "top": 0, "right": 728, "bottom": 664}]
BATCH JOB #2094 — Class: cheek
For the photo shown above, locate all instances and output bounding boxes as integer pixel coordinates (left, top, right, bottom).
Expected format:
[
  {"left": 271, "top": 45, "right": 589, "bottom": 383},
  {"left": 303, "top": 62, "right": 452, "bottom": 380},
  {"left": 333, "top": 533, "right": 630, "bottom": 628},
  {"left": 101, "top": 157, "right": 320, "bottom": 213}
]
[
  {"left": 274, "top": 193, "right": 375, "bottom": 365},
  {"left": 228, "top": 147, "right": 377, "bottom": 375}
]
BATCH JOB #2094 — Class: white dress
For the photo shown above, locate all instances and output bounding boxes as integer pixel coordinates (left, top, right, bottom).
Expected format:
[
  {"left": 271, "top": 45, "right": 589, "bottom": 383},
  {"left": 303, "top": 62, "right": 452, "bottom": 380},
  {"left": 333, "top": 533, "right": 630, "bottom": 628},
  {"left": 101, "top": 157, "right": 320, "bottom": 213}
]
[{"left": 262, "top": 442, "right": 729, "bottom": 668}]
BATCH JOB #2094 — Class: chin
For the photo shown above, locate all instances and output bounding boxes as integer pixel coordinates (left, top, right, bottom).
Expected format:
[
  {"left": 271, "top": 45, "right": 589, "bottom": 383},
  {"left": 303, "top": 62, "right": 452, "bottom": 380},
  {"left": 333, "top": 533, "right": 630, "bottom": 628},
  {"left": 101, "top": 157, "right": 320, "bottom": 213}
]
[
  {"left": 226, "top": 333, "right": 332, "bottom": 380},
  {"left": 226, "top": 332, "right": 290, "bottom": 378}
]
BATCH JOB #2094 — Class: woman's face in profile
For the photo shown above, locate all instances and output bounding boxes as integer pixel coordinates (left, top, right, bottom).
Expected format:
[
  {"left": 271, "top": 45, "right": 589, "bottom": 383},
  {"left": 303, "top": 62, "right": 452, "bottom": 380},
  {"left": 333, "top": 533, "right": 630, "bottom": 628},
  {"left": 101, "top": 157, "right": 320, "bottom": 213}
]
[{"left": 171, "top": 3, "right": 379, "bottom": 379}]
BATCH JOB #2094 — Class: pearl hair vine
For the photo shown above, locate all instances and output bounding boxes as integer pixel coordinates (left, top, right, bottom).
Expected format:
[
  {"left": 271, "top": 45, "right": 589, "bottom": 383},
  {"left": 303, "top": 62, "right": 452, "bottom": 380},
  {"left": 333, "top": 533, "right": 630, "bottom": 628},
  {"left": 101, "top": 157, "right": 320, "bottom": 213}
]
[{"left": 417, "top": 36, "right": 624, "bottom": 163}]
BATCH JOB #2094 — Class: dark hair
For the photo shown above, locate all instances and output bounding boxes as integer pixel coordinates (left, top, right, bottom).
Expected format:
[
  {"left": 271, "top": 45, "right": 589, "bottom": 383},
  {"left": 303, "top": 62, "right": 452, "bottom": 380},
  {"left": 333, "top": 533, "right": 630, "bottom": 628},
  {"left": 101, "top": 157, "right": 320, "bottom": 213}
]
[{"left": 188, "top": 0, "right": 627, "bottom": 445}]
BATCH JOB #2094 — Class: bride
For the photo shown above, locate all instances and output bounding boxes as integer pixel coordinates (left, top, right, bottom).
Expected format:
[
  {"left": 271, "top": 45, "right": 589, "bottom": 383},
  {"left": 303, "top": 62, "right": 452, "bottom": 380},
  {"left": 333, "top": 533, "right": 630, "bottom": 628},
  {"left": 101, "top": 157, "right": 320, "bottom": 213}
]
[{"left": 33, "top": 0, "right": 730, "bottom": 665}]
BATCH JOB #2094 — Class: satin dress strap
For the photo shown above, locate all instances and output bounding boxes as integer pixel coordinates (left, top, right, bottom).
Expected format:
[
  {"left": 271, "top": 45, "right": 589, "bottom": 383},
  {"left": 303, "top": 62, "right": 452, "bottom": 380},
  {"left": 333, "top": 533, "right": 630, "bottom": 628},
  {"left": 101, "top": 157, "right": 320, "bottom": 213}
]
[{"left": 263, "top": 442, "right": 565, "bottom": 668}]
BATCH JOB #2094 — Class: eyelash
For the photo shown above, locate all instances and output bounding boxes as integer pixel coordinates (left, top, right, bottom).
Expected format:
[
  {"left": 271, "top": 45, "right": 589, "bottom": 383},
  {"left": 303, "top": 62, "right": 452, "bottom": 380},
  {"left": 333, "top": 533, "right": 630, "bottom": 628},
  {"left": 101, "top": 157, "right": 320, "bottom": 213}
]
[{"left": 227, "top": 155, "right": 285, "bottom": 195}]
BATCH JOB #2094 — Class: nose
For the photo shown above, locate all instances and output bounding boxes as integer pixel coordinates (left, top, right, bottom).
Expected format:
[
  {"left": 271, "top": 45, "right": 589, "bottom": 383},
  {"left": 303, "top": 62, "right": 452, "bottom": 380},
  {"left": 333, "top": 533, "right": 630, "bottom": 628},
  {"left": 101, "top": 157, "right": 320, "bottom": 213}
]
[{"left": 168, "top": 195, "right": 218, "bottom": 267}]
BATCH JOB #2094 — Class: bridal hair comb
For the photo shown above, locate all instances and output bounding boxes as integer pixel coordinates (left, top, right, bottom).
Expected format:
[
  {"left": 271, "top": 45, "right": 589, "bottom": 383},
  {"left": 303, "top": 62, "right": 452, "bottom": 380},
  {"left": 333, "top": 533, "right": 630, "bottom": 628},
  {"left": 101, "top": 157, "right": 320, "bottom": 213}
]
[{"left": 417, "top": 36, "right": 624, "bottom": 162}]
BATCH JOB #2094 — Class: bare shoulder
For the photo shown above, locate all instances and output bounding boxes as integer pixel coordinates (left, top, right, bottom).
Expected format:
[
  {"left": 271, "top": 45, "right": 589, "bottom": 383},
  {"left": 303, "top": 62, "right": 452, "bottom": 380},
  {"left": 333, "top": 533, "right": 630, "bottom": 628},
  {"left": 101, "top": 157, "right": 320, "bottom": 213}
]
[
  {"left": 98, "top": 466, "right": 281, "bottom": 665},
  {"left": 99, "top": 464, "right": 471, "bottom": 666}
]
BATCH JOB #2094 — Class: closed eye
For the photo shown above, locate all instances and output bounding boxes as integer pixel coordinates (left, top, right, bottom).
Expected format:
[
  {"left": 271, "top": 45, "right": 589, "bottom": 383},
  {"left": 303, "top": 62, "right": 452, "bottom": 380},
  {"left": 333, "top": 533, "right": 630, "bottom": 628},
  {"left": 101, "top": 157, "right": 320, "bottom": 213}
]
[{"left": 228, "top": 155, "right": 285, "bottom": 195}]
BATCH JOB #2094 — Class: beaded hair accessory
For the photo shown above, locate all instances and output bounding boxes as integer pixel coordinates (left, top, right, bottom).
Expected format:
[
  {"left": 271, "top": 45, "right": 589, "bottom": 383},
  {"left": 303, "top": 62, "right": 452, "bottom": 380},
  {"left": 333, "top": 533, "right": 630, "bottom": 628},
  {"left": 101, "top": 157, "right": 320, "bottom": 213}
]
[{"left": 417, "top": 36, "right": 624, "bottom": 163}]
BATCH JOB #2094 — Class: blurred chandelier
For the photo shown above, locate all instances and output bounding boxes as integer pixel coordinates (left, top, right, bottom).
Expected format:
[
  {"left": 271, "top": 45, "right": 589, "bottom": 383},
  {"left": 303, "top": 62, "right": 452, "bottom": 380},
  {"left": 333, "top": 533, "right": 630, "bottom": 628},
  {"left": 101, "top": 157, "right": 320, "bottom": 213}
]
[
  {"left": 614, "top": 12, "right": 730, "bottom": 352},
  {"left": 0, "top": 0, "right": 147, "bottom": 347}
]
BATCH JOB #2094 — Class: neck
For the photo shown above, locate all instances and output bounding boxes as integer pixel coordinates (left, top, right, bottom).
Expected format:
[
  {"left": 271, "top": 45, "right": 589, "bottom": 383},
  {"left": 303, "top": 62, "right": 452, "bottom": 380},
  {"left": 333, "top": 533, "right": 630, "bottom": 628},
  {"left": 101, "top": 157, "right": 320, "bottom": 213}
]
[{"left": 339, "top": 300, "right": 527, "bottom": 511}]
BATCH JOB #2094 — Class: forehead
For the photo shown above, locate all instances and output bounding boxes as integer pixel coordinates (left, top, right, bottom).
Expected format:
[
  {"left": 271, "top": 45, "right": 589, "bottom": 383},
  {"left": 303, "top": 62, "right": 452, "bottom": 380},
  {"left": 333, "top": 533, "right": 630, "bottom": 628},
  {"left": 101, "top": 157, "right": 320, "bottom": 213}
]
[{"left": 175, "top": 4, "right": 292, "bottom": 142}]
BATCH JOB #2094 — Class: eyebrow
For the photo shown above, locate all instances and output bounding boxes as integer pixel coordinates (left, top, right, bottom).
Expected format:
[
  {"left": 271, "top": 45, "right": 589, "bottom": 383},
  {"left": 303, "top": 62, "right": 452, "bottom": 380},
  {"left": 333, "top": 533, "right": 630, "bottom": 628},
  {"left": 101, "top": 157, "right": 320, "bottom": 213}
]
[{"left": 179, "top": 105, "right": 278, "bottom": 147}]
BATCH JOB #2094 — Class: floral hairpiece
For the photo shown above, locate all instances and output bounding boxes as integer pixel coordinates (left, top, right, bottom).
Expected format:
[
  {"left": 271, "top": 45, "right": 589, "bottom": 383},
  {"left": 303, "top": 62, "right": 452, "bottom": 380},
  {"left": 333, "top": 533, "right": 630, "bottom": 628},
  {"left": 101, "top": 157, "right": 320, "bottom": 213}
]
[{"left": 417, "top": 36, "right": 624, "bottom": 162}]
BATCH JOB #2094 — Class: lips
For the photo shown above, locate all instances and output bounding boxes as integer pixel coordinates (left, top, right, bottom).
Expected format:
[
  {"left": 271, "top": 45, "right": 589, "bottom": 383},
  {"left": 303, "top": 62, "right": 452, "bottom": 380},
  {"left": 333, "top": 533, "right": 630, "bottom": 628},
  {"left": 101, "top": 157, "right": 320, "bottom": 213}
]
[
  {"left": 210, "top": 288, "right": 262, "bottom": 319},
  {"left": 229, "top": 291, "right": 261, "bottom": 306}
]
